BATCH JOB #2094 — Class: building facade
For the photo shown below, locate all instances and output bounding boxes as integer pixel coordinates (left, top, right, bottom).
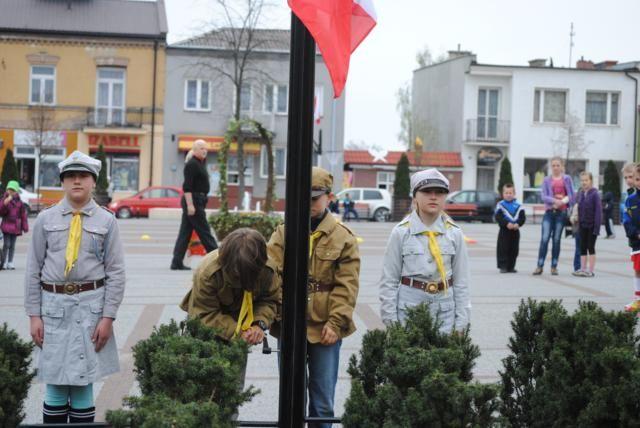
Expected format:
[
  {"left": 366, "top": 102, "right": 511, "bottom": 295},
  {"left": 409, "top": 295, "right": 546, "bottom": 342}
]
[
  {"left": 343, "top": 150, "right": 463, "bottom": 194},
  {"left": 413, "top": 53, "right": 640, "bottom": 203},
  {"left": 0, "top": 0, "right": 167, "bottom": 202},
  {"left": 163, "top": 29, "right": 345, "bottom": 210}
]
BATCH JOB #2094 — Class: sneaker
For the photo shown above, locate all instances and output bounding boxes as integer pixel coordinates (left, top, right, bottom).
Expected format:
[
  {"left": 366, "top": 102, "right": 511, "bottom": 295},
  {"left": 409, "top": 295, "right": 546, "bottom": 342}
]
[
  {"left": 532, "top": 267, "right": 543, "bottom": 275},
  {"left": 585, "top": 271, "right": 595, "bottom": 277},
  {"left": 551, "top": 267, "right": 559, "bottom": 276},
  {"left": 499, "top": 268, "right": 508, "bottom": 273},
  {"left": 624, "top": 300, "right": 640, "bottom": 313},
  {"left": 6, "top": 262, "right": 15, "bottom": 270}
]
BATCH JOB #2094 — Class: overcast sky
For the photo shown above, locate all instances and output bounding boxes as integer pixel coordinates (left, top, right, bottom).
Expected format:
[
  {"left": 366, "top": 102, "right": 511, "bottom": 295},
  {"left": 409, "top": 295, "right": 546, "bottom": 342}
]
[{"left": 164, "top": 0, "right": 640, "bottom": 151}]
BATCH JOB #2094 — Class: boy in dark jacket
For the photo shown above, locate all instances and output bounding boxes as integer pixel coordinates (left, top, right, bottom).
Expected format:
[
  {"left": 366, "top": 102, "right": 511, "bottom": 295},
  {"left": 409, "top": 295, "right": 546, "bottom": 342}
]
[
  {"left": 0, "top": 180, "right": 28, "bottom": 270},
  {"left": 495, "top": 183, "right": 526, "bottom": 273}
]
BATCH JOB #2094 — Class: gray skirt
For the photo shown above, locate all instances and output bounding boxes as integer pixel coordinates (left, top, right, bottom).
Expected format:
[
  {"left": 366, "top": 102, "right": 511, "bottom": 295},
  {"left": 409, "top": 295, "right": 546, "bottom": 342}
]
[{"left": 36, "top": 287, "right": 119, "bottom": 385}]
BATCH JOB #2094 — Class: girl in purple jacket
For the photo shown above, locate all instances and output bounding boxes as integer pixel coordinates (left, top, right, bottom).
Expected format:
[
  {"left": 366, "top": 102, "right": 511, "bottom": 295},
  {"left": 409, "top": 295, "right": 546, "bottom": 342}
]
[
  {"left": 0, "top": 180, "right": 29, "bottom": 270},
  {"left": 574, "top": 172, "right": 602, "bottom": 277}
]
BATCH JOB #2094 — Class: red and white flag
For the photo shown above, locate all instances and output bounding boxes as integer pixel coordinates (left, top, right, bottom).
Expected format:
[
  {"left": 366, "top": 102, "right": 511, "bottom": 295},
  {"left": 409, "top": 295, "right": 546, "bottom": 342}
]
[{"left": 288, "top": 0, "right": 377, "bottom": 99}]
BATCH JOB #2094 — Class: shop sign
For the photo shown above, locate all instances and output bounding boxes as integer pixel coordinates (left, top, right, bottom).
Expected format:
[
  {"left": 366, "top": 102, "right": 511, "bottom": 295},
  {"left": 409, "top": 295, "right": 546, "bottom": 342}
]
[
  {"left": 89, "top": 134, "right": 140, "bottom": 150},
  {"left": 14, "top": 130, "right": 67, "bottom": 147},
  {"left": 177, "top": 135, "right": 261, "bottom": 154},
  {"left": 477, "top": 147, "right": 503, "bottom": 166}
]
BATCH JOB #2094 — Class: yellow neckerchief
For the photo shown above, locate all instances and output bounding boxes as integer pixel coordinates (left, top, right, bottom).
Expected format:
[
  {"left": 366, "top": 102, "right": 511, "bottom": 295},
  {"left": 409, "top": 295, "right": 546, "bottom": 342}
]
[
  {"left": 309, "top": 230, "right": 323, "bottom": 258},
  {"left": 421, "top": 229, "right": 449, "bottom": 295},
  {"left": 234, "top": 290, "right": 254, "bottom": 337},
  {"left": 64, "top": 211, "right": 83, "bottom": 277}
]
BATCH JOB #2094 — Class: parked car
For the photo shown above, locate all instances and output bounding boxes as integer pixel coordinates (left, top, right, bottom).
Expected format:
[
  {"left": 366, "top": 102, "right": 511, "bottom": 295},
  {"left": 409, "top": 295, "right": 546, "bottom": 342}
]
[
  {"left": 17, "top": 187, "right": 41, "bottom": 214},
  {"left": 445, "top": 190, "right": 499, "bottom": 223},
  {"left": 108, "top": 186, "right": 183, "bottom": 218},
  {"left": 335, "top": 188, "right": 392, "bottom": 222}
]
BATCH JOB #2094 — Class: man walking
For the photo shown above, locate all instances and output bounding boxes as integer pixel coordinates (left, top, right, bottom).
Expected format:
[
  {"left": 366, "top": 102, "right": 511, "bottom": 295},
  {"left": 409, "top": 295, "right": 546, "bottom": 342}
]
[{"left": 170, "top": 139, "right": 218, "bottom": 270}]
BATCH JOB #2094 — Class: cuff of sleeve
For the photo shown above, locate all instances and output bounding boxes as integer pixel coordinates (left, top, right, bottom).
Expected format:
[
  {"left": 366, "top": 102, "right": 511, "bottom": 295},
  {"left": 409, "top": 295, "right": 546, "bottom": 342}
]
[
  {"left": 102, "top": 305, "right": 119, "bottom": 320},
  {"left": 26, "top": 308, "right": 41, "bottom": 317},
  {"left": 254, "top": 315, "right": 270, "bottom": 329},
  {"left": 326, "top": 318, "right": 344, "bottom": 338}
]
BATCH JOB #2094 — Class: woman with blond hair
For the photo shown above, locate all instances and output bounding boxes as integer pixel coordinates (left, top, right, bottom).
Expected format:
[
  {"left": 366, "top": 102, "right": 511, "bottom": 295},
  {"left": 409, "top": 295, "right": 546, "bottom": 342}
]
[{"left": 533, "top": 157, "right": 575, "bottom": 276}]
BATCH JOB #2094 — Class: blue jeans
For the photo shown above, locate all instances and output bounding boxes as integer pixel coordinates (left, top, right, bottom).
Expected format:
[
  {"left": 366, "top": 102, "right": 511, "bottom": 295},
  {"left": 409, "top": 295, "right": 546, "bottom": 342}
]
[
  {"left": 308, "top": 340, "right": 341, "bottom": 428},
  {"left": 537, "top": 210, "right": 567, "bottom": 268},
  {"left": 573, "top": 230, "right": 581, "bottom": 271}
]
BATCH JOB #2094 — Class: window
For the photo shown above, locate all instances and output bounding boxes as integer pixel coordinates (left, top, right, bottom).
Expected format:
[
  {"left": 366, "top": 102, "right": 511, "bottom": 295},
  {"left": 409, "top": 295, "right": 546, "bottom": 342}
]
[
  {"left": 14, "top": 138, "right": 65, "bottom": 190},
  {"left": 478, "top": 191, "right": 497, "bottom": 203},
  {"left": 338, "top": 189, "right": 361, "bottom": 201},
  {"left": 260, "top": 146, "right": 286, "bottom": 178},
  {"left": 377, "top": 171, "right": 395, "bottom": 191},
  {"left": 30, "top": 66, "right": 55, "bottom": 105},
  {"left": 363, "top": 190, "right": 383, "bottom": 200},
  {"left": 96, "top": 68, "right": 126, "bottom": 126},
  {"left": 109, "top": 155, "right": 139, "bottom": 191},
  {"left": 184, "top": 79, "right": 211, "bottom": 111},
  {"left": 449, "top": 191, "right": 475, "bottom": 203},
  {"left": 239, "top": 84, "right": 252, "bottom": 112},
  {"left": 534, "top": 89, "right": 566, "bottom": 123},
  {"left": 523, "top": 158, "right": 548, "bottom": 203},
  {"left": 166, "top": 189, "right": 181, "bottom": 198},
  {"left": 142, "top": 188, "right": 165, "bottom": 199},
  {"left": 263, "top": 84, "right": 288, "bottom": 114},
  {"left": 586, "top": 91, "right": 619, "bottom": 125},
  {"left": 227, "top": 154, "right": 253, "bottom": 186},
  {"left": 477, "top": 89, "right": 499, "bottom": 139},
  {"left": 39, "top": 148, "right": 66, "bottom": 188}
]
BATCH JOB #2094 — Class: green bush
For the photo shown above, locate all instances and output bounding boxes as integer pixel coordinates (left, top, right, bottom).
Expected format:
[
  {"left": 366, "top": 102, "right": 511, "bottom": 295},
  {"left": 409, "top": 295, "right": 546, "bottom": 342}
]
[
  {"left": 500, "top": 299, "right": 640, "bottom": 428},
  {"left": 0, "top": 323, "right": 36, "bottom": 427},
  {"left": 107, "top": 394, "right": 233, "bottom": 428},
  {"left": 209, "top": 211, "right": 282, "bottom": 241},
  {"left": 106, "top": 318, "right": 256, "bottom": 427},
  {"left": 343, "top": 304, "right": 499, "bottom": 428},
  {"left": 603, "top": 160, "right": 622, "bottom": 201},
  {"left": 0, "top": 149, "right": 18, "bottom": 193},
  {"left": 497, "top": 156, "right": 514, "bottom": 194},
  {"left": 393, "top": 152, "right": 411, "bottom": 199}
]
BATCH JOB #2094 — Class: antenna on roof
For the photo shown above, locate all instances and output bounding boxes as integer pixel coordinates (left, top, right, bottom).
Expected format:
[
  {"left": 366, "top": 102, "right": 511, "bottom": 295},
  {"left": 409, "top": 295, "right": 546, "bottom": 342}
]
[{"left": 568, "top": 22, "right": 575, "bottom": 68}]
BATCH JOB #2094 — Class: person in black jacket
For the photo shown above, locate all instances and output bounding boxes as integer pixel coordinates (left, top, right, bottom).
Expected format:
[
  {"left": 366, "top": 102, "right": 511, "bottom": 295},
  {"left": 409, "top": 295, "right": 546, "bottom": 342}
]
[
  {"left": 170, "top": 140, "right": 218, "bottom": 270},
  {"left": 495, "top": 184, "right": 526, "bottom": 273},
  {"left": 602, "top": 191, "right": 615, "bottom": 239}
]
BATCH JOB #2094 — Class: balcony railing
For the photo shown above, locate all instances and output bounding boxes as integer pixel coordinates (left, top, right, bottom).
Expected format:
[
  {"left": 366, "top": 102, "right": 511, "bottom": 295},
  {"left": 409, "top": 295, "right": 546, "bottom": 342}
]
[
  {"left": 465, "top": 118, "right": 510, "bottom": 143},
  {"left": 85, "top": 107, "right": 144, "bottom": 128}
]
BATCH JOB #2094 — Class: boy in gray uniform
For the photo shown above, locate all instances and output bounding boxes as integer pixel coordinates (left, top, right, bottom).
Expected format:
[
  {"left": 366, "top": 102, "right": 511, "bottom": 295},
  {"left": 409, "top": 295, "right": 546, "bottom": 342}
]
[
  {"left": 379, "top": 168, "right": 470, "bottom": 333},
  {"left": 25, "top": 150, "right": 125, "bottom": 423}
]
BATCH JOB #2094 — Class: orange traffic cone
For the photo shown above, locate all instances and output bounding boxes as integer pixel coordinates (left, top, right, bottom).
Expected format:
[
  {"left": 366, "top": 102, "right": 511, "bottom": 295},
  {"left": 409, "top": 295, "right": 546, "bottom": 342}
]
[{"left": 187, "top": 231, "right": 207, "bottom": 256}]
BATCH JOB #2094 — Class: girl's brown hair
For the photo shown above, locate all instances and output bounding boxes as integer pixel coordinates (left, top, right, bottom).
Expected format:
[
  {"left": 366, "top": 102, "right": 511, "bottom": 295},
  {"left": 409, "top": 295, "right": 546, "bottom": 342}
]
[{"left": 219, "top": 227, "right": 269, "bottom": 290}]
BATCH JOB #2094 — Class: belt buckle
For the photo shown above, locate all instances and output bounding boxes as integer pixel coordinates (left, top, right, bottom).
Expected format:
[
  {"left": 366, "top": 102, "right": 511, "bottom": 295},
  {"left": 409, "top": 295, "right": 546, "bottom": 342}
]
[
  {"left": 64, "top": 283, "right": 79, "bottom": 295},
  {"left": 426, "top": 282, "right": 439, "bottom": 294},
  {"left": 307, "top": 279, "right": 317, "bottom": 294}
]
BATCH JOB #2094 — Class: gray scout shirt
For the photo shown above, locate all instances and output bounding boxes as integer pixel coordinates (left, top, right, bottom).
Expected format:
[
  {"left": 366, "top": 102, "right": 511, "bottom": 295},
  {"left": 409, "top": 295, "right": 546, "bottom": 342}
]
[
  {"left": 378, "top": 210, "right": 471, "bottom": 331},
  {"left": 24, "top": 198, "right": 125, "bottom": 318}
]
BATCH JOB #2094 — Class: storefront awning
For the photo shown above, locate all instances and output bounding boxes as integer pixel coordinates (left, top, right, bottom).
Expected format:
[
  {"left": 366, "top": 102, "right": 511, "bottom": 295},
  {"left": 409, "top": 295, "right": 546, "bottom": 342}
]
[{"left": 178, "top": 135, "right": 261, "bottom": 154}]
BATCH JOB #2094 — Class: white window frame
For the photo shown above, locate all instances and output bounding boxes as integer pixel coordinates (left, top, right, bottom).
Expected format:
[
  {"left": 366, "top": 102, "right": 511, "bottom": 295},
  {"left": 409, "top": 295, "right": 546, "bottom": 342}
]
[
  {"left": 477, "top": 87, "right": 500, "bottom": 139},
  {"left": 29, "top": 66, "right": 56, "bottom": 106},
  {"left": 585, "top": 91, "right": 620, "bottom": 126},
  {"left": 233, "top": 84, "right": 252, "bottom": 113},
  {"left": 259, "top": 146, "right": 287, "bottom": 179},
  {"left": 184, "top": 79, "right": 211, "bottom": 112},
  {"left": 263, "top": 84, "right": 288, "bottom": 114},
  {"left": 534, "top": 88, "right": 567, "bottom": 124},
  {"left": 95, "top": 67, "right": 126, "bottom": 126},
  {"left": 376, "top": 171, "right": 395, "bottom": 190},
  {"left": 227, "top": 153, "right": 254, "bottom": 186},
  {"left": 15, "top": 146, "right": 66, "bottom": 190}
]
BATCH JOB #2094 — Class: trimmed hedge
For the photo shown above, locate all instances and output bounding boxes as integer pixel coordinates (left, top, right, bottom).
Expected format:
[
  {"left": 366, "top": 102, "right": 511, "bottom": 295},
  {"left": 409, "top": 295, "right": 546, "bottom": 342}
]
[{"left": 209, "top": 212, "right": 282, "bottom": 241}]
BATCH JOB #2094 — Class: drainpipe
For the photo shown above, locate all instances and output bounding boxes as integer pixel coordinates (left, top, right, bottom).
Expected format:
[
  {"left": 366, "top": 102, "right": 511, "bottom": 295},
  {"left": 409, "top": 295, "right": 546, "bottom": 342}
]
[
  {"left": 626, "top": 71, "right": 639, "bottom": 161},
  {"left": 149, "top": 40, "right": 159, "bottom": 186}
]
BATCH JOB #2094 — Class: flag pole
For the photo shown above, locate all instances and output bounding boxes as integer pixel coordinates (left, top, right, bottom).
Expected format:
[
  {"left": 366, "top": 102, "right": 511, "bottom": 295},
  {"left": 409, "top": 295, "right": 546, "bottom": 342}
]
[{"left": 279, "top": 11, "right": 316, "bottom": 428}]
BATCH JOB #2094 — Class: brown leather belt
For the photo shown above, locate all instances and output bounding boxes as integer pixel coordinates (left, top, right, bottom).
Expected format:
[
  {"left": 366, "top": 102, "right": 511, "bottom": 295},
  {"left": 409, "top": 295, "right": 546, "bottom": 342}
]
[
  {"left": 41, "top": 279, "right": 105, "bottom": 295},
  {"left": 401, "top": 276, "right": 449, "bottom": 294},
  {"left": 307, "top": 279, "right": 334, "bottom": 294}
]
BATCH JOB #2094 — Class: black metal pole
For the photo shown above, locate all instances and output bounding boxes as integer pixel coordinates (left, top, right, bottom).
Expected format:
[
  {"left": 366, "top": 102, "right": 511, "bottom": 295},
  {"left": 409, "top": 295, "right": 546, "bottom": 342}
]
[{"left": 278, "top": 12, "right": 316, "bottom": 428}]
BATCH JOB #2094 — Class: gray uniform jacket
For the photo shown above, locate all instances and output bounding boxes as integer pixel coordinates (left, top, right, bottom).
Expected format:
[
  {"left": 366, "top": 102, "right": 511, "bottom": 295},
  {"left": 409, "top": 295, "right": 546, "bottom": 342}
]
[
  {"left": 378, "top": 210, "right": 471, "bottom": 332},
  {"left": 24, "top": 198, "right": 125, "bottom": 385}
]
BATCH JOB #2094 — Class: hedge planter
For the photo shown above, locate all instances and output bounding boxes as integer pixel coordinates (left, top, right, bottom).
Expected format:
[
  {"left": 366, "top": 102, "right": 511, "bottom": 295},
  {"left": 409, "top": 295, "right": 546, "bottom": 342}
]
[
  {"left": 0, "top": 323, "right": 36, "bottom": 427},
  {"left": 343, "top": 304, "right": 499, "bottom": 427},
  {"left": 209, "top": 211, "right": 283, "bottom": 241}
]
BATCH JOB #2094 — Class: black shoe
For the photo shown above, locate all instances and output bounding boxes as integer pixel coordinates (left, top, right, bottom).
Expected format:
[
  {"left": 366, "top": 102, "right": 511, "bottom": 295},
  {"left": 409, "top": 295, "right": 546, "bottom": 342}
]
[
  {"left": 499, "top": 268, "right": 508, "bottom": 273},
  {"left": 508, "top": 269, "right": 518, "bottom": 273},
  {"left": 170, "top": 264, "right": 191, "bottom": 271}
]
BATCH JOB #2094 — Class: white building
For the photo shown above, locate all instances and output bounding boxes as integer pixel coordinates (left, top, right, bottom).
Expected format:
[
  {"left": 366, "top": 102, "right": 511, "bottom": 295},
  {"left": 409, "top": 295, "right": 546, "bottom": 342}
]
[{"left": 412, "top": 53, "right": 640, "bottom": 204}]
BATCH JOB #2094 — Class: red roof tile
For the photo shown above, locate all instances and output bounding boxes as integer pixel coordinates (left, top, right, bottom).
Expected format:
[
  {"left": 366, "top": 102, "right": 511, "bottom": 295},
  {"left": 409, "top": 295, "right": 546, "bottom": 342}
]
[{"left": 344, "top": 150, "right": 463, "bottom": 168}]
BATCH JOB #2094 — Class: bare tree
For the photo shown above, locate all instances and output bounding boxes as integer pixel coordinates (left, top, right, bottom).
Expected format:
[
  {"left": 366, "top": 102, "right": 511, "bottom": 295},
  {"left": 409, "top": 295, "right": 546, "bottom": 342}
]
[
  {"left": 191, "top": 0, "right": 277, "bottom": 207},
  {"left": 26, "top": 104, "right": 60, "bottom": 205},
  {"left": 396, "top": 81, "right": 412, "bottom": 148},
  {"left": 552, "top": 111, "right": 593, "bottom": 163},
  {"left": 415, "top": 45, "right": 447, "bottom": 68}
]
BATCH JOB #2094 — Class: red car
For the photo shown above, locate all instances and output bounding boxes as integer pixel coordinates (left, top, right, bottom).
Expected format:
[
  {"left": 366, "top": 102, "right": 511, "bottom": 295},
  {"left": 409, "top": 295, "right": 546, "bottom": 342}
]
[{"left": 108, "top": 186, "right": 183, "bottom": 218}]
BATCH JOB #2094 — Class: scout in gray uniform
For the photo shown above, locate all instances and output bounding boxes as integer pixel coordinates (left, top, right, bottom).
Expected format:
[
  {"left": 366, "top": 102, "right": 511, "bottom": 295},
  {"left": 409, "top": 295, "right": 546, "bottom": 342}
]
[
  {"left": 25, "top": 151, "right": 125, "bottom": 424},
  {"left": 379, "top": 168, "right": 471, "bottom": 333}
]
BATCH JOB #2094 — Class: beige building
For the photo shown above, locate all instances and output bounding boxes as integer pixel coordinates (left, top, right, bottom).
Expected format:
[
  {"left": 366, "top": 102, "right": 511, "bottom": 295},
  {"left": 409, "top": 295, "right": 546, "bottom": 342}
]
[{"left": 0, "top": 0, "right": 167, "bottom": 202}]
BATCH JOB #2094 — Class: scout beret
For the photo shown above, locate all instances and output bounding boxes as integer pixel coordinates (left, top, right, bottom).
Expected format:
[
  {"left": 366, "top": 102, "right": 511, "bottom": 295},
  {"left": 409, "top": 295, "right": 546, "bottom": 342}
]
[{"left": 311, "top": 167, "right": 333, "bottom": 197}]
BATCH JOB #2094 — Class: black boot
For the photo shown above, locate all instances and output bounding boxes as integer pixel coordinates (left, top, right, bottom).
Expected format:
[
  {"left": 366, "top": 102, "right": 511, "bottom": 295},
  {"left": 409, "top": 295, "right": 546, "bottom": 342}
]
[
  {"left": 43, "top": 402, "right": 69, "bottom": 423},
  {"left": 69, "top": 406, "right": 96, "bottom": 423}
]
